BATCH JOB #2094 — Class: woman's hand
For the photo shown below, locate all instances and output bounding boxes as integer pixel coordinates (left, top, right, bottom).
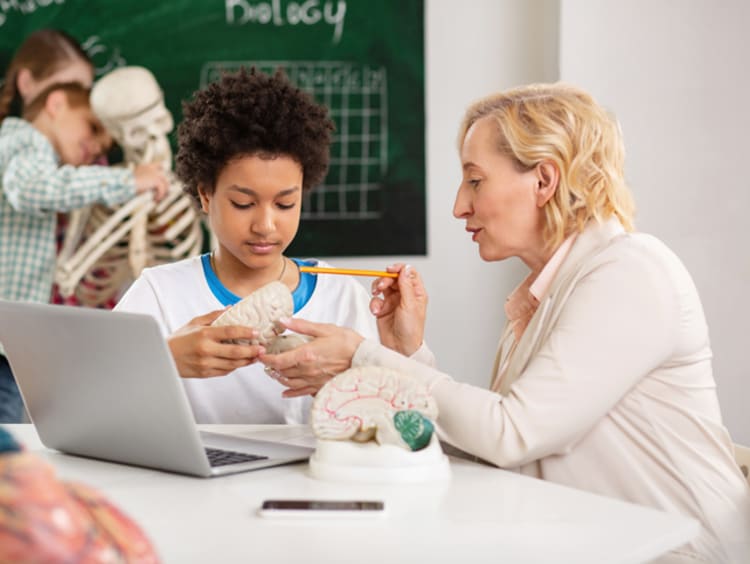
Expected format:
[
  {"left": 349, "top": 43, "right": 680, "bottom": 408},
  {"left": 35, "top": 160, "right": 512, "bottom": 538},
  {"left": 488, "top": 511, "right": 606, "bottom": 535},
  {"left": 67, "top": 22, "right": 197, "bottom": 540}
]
[
  {"left": 259, "top": 318, "right": 364, "bottom": 398},
  {"left": 167, "top": 309, "right": 264, "bottom": 378},
  {"left": 370, "top": 263, "right": 428, "bottom": 356}
]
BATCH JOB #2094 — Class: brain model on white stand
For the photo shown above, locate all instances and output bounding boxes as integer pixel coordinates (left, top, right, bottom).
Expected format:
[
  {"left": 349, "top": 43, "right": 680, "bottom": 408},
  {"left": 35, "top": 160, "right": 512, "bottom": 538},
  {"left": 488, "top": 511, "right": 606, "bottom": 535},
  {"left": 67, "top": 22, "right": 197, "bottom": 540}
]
[{"left": 309, "top": 366, "right": 451, "bottom": 482}]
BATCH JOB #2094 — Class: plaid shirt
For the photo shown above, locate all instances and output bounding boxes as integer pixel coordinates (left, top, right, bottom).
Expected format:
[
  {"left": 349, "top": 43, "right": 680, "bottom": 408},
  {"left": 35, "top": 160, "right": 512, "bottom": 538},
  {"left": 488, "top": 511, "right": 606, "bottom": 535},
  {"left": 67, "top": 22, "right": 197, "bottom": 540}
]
[{"left": 0, "top": 117, "right": 136, "bottom": 309}]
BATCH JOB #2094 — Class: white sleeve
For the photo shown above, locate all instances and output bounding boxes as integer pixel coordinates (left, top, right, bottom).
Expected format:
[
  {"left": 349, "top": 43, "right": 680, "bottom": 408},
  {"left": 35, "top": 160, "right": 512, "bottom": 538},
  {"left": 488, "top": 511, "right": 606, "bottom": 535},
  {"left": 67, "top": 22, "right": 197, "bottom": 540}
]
[
  {"left": 353, "top": 251, "right": 679, "bottom": 468},
  {"left": 114, "top": 274, "right": 170, "bottom": 337}
]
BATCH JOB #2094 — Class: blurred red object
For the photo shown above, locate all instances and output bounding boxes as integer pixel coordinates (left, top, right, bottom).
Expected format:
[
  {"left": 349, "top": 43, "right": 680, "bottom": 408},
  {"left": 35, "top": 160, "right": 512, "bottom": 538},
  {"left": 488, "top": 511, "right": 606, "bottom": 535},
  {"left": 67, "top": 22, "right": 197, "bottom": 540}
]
[{"left": 0, "top": 441, "right": 159, "bottom": 563}]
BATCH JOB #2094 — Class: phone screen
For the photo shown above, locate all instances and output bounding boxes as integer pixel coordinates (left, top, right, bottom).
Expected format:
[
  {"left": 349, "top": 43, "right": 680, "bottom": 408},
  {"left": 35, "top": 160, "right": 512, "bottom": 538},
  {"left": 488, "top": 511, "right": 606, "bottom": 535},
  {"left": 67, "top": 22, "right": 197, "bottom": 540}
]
[{"left": 261, "top": 500, "right": 384, "bottom": 511}]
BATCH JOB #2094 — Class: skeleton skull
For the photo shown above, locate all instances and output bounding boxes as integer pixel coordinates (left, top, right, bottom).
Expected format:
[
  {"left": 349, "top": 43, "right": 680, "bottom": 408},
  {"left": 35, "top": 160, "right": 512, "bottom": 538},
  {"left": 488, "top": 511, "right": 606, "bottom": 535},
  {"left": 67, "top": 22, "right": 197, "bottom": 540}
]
[{"left": 90, "top": 66, "right": 173, "bottom": 167}]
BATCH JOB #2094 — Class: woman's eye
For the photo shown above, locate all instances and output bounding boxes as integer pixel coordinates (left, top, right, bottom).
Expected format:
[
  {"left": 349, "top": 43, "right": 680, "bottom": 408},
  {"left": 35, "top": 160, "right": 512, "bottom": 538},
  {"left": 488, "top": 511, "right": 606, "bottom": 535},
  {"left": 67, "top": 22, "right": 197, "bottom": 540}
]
[
  {"left": 231, "top": 201, "right": 253, "bottom": 209},
  {"left": 277, "top": 202, "right": 296, "bottom": 210},
  {"left": 468, "top": 178, "right": 481, "bottom": 188}
]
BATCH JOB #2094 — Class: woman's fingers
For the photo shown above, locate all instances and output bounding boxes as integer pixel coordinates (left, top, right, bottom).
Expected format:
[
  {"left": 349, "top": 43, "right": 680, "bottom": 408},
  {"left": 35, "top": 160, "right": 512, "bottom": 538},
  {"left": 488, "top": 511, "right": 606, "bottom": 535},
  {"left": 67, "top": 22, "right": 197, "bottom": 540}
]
[
  {"left": 282, "top": 386, "right": 319, "bottom": 398},
  {"left": 371, "top": 262, "right": 407, "bottom": 295},
  {"left": 269, "top": 367, "right": 331, "bottom": 399},
  {"left": 398, "top": 264, "right": 426, "bottom": 302},
  {"left": 261, "top": 346, "right": 315, "bottom": 373},
  {"left": 278, "top": 317, "right": 333, "bottom": 338},
  {"left": 369, "top": 295, "right": 385, "bottom": 316}
]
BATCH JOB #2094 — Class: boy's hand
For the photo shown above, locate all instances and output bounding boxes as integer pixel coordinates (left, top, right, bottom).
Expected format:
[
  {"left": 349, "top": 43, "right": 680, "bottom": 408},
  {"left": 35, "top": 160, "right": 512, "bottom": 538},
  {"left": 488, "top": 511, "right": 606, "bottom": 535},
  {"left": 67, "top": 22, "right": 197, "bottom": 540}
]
[
  {"left": 167, "top": 310, "right": 265, "bottom": 378},
  {"left": 133, "top": 163, "right": 170, "bottom": 202}
]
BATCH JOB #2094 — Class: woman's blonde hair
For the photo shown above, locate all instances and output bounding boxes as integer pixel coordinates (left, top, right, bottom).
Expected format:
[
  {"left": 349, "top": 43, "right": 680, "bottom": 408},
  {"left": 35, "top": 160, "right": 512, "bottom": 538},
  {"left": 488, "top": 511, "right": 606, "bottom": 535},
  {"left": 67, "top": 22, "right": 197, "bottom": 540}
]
[{"left": 459, "top": 83, "right": 635, "bottom": 250}]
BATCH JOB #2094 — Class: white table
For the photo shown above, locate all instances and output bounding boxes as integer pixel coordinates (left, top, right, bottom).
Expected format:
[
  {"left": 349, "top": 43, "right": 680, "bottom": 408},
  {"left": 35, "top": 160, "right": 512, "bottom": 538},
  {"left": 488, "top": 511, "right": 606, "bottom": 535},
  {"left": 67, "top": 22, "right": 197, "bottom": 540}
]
[{"left": 4, "top": 424, "right": 699, "bottom": 563}]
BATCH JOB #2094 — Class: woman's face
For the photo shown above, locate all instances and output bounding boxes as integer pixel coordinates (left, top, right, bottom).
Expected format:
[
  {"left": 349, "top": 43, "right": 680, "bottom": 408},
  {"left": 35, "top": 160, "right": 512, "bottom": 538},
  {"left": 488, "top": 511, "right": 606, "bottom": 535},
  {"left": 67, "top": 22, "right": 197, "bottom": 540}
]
[
  {"left": 454, "top": 116, "right": 545, "bottom": 265},
  {"left": 200, "top": 154, "right": 303, "bottom": 275}
]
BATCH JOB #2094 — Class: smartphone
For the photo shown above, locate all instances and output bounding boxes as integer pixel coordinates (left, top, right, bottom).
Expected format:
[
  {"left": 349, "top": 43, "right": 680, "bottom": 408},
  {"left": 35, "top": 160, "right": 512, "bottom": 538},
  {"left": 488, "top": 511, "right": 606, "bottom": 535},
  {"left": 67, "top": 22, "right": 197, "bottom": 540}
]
[{"left": 257, "top": 499, "right": 385, "bottom": 519}]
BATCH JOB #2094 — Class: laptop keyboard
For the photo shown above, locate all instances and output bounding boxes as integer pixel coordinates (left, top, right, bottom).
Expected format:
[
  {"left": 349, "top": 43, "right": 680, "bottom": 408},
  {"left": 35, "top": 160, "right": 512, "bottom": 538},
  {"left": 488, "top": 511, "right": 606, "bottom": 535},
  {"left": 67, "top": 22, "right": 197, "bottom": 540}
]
[{"left": 205, "top": 447, "right": 268, "bottom": 467}]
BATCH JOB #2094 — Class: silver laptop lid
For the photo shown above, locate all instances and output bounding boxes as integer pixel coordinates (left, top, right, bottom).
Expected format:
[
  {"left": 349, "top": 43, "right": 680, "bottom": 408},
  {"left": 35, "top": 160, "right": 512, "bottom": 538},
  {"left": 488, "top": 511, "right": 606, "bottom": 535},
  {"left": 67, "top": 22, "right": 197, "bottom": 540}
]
[{"left": 0, "top": 301, "right": 312, "bottom": 477}]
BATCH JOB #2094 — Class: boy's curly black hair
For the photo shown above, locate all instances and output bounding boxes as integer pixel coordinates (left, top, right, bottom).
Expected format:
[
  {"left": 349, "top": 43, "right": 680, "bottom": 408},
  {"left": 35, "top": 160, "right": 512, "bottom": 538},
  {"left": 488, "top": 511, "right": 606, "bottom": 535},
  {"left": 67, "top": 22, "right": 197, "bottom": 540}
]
[{"left": 176, "top": 67, "right": 334, "bottom": 206}]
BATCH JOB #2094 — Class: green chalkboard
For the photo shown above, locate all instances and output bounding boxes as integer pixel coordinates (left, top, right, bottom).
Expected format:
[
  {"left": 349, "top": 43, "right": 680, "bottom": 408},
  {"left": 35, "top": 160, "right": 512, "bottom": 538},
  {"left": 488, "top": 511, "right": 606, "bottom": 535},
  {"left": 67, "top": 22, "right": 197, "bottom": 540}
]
[{"left": 0, "top": 0, "right": 425, "bottom": 256}]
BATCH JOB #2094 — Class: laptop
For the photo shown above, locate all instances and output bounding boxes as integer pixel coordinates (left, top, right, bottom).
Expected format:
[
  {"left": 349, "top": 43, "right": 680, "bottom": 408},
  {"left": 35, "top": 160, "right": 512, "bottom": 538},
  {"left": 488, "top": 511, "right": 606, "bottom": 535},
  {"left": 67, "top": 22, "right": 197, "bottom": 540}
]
[{"left": 0, "top": 300, "right": 314, "bottom": 477}]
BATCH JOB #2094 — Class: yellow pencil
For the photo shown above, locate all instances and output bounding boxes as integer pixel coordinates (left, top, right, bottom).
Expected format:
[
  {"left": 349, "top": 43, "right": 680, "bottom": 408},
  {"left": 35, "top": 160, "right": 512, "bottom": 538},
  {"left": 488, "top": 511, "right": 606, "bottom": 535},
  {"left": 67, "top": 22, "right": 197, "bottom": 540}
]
[{"left": 298, "top": 266, "right": 399, "bottom": 278}]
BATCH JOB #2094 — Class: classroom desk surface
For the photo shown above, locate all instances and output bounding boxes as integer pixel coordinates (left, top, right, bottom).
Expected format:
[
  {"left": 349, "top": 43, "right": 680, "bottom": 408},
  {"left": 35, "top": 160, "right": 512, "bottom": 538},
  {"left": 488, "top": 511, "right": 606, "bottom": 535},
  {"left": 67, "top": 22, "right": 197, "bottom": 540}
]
[{"left": 4, "top": 424, "right": 699, "bottom": 564}]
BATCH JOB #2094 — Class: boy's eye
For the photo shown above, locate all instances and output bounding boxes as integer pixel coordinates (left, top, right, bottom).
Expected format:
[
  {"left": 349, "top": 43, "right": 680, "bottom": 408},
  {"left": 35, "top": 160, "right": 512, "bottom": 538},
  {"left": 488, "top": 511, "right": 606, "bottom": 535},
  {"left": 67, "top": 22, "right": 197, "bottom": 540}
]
[
  {"left": 230, "top": 201, "right": 253, "bottom": 209},
  {"left": 277, "top": 202, "right": 296, "bottom": 210},
  {"left": 468, "top": 178, "right": 481, "bottom": 189}
]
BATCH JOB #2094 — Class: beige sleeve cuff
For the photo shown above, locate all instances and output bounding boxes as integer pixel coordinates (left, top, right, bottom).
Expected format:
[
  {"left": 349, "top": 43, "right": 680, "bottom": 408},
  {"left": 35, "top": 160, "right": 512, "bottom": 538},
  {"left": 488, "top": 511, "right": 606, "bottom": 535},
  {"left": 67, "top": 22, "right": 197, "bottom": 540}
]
[
  {"left": 408, "top": 342, "right": 436, "bottom": 367},
  {"left": 352, "top": 339, "right": 449, "bottom": 391}
]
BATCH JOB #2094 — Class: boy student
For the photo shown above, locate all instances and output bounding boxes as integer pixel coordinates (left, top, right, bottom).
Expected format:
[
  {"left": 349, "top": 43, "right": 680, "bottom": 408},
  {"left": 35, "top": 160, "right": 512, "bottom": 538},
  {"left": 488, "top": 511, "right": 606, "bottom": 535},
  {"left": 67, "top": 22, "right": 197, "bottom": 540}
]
[
  {"left": 0, "top": 81, "right": 168, "bottom": 422},
  {"left": 115, "top": 68, "right": 378, "bottom": 424}
]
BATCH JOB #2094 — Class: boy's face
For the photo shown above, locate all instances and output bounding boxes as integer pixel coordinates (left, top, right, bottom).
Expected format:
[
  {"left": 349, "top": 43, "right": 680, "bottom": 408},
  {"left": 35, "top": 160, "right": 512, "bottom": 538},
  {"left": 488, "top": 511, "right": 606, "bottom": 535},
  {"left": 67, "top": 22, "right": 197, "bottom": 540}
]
[
  {"left": 48, "top": 94, "right": 110, "bottom": 166},
  {"left": 200, "top": 154, "right": 304, "bottom": 273}
]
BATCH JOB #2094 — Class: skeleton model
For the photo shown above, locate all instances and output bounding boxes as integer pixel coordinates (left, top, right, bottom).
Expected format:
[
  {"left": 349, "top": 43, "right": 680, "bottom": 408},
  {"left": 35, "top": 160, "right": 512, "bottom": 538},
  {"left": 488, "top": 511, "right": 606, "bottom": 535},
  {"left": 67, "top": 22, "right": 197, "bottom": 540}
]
[{"left": 54, "top": 66, "right": 203, "bottom": 307}]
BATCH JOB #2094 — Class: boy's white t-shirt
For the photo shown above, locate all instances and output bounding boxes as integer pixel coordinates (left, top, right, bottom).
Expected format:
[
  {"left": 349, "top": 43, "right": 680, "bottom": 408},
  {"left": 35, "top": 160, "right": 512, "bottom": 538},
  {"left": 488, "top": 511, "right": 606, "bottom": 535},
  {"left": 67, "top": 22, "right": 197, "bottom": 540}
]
[{"left": 115, "top": 255, "right": 378, "bottom": 424}]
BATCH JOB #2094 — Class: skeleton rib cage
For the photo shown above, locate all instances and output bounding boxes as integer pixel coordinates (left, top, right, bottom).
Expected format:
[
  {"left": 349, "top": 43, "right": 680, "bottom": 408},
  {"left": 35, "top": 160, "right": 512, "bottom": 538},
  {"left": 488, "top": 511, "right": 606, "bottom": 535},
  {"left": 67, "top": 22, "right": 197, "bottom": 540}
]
[{"left": 55, "top": 176, "right": 203, "bottom": 307}]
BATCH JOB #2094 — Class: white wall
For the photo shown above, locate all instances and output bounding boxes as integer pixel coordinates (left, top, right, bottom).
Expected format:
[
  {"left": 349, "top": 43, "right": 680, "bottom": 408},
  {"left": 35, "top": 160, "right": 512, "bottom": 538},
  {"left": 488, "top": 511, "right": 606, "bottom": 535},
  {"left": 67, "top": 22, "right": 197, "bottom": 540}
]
[
  {"left": 324, "top": 0, "right": 559, "bottom": 389},
  {"left": 559, "top": 0, "right": 750, "bottom": 443}
]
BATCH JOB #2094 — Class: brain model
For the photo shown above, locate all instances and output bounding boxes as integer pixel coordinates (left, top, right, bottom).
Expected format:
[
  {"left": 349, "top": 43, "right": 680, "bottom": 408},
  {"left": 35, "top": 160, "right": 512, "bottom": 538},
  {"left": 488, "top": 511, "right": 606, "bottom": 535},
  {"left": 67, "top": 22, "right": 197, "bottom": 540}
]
[
  {"left": 0, "top": 429, "right": 158, "bottom": 563},
  {"left": 211, "top": 281, "right": 293, "bottom": 345},
  {"left": 311, "top": 366, "right": 438, "bottom": 451}
]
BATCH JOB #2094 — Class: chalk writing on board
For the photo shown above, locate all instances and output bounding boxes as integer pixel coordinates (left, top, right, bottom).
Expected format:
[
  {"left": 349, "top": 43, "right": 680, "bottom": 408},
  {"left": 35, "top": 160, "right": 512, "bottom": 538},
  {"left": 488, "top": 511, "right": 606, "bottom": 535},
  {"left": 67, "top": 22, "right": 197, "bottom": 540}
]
[
  {"left": 225, "top": 0, "right": 347, "bottom": 44},
  {"left": 80, "top": 35, "right": 127, "bottom": 76},
  {"left": 0, "top": 0, "right": 65, "bottom": 27},
  {"left": 202, "top": 60, "right": 387, "bottom": 220}
]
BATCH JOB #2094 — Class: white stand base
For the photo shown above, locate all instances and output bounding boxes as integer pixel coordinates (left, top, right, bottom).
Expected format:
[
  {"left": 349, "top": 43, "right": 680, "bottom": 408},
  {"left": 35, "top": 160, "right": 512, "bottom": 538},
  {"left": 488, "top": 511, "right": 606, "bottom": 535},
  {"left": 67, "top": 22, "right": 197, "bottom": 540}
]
[{"left": 308, "top": 435, "right": 451, "bottom": 483}]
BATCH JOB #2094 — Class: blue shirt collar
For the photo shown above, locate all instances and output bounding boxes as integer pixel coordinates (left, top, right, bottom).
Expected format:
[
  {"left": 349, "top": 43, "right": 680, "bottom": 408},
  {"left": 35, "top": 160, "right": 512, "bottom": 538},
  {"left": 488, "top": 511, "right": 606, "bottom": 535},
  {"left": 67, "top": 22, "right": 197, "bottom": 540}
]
[{"left": 200, "top": 254, "right": 316, "bottom": 313}]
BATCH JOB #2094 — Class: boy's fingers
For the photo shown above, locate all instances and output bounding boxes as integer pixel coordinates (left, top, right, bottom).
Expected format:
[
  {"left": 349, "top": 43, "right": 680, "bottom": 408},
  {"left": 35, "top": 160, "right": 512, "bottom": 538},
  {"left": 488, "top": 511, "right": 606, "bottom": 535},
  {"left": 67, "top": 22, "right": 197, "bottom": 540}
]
[
  {"left": 217, "top": 343, "right": 265, "bottom": 360},
  {"left": 193, "top": 308, "right": 230, "bottom": 325},
  {"left": 214, "top": 324, "right": 258, "bottom": 343}
]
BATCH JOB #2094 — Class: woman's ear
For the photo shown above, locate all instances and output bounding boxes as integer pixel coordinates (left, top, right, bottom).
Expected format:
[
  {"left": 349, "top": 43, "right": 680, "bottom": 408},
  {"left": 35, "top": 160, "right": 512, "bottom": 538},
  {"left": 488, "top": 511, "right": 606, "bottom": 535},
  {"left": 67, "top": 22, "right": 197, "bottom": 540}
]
[{"left": 535, "top": 160, "right": 559, "bottom": 207}]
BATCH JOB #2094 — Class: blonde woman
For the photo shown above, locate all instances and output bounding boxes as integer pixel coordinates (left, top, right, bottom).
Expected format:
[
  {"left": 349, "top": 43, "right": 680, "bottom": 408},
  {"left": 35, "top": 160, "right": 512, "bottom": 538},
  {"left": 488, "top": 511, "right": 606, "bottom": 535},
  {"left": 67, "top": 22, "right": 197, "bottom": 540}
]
[{"left": 261, "top": 83, "right": 750, "bottom": 562}]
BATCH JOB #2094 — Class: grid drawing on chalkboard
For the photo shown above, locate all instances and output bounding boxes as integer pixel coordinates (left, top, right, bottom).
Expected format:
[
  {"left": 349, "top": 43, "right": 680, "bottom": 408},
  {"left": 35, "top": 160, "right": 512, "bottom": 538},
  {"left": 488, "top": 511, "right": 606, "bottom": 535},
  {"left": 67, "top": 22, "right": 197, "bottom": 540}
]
[{"left": 201, "top": 61, "right": 388, "bottom": 220}]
